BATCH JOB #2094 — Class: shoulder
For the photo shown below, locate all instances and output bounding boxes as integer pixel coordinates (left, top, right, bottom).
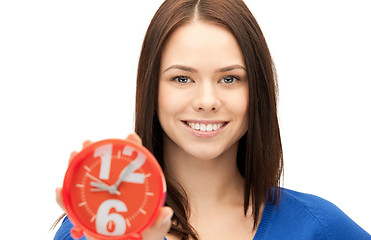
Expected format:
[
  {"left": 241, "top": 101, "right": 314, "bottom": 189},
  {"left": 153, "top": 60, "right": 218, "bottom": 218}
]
[
  {"left": 279, "top": 188, "right": 342, "bottom": 220},
  {"left": 265, "top": 188, "right": 370, "bottom": 239}
]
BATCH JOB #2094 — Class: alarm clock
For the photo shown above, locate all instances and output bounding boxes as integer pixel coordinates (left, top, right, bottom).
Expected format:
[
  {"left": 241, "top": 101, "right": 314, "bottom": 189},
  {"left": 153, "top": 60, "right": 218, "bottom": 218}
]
[{"left": 62, "top": 139, "right": 166, "bottom": 240}]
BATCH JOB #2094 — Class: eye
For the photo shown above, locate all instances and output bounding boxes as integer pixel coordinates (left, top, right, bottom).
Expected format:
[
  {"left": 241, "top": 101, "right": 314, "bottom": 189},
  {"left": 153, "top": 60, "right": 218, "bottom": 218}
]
[
  {"left": 173, "top": 76, "right": 192, "bottom": 84},
  {"left": 221, "top": 76, "right": 239, "bottom": 84}
]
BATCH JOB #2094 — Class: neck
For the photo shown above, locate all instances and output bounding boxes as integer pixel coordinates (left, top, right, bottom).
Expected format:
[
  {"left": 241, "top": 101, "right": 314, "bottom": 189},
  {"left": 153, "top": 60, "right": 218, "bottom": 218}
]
[{"left": 163, "top": 138, "right": 245, "bottom": 213}]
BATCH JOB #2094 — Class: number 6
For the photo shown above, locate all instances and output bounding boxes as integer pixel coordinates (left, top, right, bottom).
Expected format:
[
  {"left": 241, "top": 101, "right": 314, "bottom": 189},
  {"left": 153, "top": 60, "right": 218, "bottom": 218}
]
[{"left": 96, "top": 199, "right": 127, "bottom": 236}]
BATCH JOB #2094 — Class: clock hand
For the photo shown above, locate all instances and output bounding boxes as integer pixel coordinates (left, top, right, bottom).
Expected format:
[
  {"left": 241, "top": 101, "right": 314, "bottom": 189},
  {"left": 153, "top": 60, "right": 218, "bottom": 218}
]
[
  {"left": 87, "top": 173, "right": 120, "bottom": 195},
  {"left": 90, "top": 183, "right": 111, "bottom": 192},
  {"left": 90, "top": 182, "right": 121, "bottom": 195},
  {"left": 111, "top": 155, "right": 145, "bottom": 191},
  {"left": 86, "top": 172, "right": 106, "bottom": 185}
]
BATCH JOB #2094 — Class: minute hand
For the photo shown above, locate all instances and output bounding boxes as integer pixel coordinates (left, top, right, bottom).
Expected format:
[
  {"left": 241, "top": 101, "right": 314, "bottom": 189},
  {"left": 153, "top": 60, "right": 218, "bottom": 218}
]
[{"left": 111, "top": 152, "right": 146, "bottom": 191}]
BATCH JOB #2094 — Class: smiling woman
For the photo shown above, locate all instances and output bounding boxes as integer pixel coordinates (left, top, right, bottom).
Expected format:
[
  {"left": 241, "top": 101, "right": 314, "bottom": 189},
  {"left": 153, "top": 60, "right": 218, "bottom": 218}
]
[
  {"left": 134, "top": 1, "right": 283, "bottom": 238},
  {"left": 53, "top": 0, "right": 370, "bottom": 240}
]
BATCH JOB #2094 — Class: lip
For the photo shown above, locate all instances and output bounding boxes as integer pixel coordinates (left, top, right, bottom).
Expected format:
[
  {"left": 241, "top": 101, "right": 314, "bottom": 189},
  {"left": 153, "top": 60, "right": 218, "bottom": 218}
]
[{"left": 181, "top": 120, "right": 228, "bottom": 138}]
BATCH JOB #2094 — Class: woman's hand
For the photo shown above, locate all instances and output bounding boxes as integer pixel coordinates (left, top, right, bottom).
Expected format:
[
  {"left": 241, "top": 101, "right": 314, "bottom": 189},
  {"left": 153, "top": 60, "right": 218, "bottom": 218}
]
[{"left": 55, "top": 133, "right": 173, "bottom": 240}]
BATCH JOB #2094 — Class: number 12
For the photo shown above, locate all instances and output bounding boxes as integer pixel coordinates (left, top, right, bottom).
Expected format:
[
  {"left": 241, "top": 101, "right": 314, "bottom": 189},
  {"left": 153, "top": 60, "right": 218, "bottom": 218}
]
[{"left": 94, "top": 144, "right": 146, "bottom": 184}]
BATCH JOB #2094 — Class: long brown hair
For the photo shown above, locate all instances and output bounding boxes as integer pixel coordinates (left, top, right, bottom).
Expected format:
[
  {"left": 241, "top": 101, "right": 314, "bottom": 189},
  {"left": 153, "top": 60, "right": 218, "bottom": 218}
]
[{"left": 135, "top": 0, "right": 283, "bottom": 239}]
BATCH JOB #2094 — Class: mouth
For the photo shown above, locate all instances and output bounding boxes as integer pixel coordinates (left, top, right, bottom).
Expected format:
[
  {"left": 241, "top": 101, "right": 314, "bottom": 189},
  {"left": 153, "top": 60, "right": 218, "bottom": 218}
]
[{"left": 182, "top": 121, "right": 228, "bottom": 132}]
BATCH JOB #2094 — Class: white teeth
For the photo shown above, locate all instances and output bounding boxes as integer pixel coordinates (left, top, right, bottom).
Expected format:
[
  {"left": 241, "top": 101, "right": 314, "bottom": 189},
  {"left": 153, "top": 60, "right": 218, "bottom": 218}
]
[{"left": 187, "top": 122, "right": 225, "bottom": 132}]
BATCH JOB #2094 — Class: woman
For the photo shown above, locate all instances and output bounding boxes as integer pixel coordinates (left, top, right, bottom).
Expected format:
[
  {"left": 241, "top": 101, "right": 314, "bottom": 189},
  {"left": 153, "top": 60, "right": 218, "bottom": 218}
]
[{"left": 54, "top": 0, "right": 370, "bottom": 239}]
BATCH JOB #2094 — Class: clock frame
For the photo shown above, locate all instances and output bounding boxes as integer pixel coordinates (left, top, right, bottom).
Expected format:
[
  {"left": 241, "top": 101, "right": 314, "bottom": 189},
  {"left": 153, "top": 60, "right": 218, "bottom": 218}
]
[{"left": 62, "top": 139, "right": 166, "bottom": 240}]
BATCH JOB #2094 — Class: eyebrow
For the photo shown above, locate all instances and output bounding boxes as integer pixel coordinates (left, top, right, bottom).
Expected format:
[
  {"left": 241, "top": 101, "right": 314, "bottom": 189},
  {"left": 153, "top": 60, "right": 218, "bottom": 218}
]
[
  {"left": 163, "top": 65, "right": 197, "bottom": 73},
  {"left": 217, "top": 64, "right": 246, "bottom": 72},
  {"left": 163, "top": 64, "right": 246, "bottom": 73}
]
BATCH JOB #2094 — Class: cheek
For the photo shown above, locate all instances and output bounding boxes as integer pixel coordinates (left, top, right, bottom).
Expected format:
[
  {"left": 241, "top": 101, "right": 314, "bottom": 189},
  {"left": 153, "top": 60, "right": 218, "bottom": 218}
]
[
  {"left": 157, "top": 84, "right": 186, "bottom": 123},
  {"left": 158, "top": 85, "right": 174, "bottom": 117},
  {"left": 224, "top": 88, "right": 249, "bottom": 120},
  {"left": 157, "top": 86, "right": 168, "bottom": 124}
]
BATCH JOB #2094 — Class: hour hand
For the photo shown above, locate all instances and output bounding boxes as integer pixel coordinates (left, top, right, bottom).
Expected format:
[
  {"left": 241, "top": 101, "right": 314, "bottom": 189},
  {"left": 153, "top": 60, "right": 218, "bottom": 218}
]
[{"left": 90, "top": 181, "right": 120, "bottom": 195}]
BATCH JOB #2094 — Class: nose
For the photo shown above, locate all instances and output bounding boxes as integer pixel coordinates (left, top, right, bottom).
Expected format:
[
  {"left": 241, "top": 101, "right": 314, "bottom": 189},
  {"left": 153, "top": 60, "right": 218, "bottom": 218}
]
[{"left": 192, "top": 82, "right": 221, "bottom": 112}]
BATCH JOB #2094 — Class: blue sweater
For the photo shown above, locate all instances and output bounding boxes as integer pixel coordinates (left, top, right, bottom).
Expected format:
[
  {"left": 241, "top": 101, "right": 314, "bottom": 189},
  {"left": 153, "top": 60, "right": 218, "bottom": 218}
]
[
  {"left": 253, "top": 189, "right": 370, "bottom": 239},
  {"left": 54, "top": 188, "right": 370, "bottom": 240}
]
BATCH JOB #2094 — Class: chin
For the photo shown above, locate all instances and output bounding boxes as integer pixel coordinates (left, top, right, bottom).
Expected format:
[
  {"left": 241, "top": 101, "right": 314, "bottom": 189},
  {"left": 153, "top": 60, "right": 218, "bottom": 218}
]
[{"left": 184, "top": 145, "right": 230, "bottom": 161}]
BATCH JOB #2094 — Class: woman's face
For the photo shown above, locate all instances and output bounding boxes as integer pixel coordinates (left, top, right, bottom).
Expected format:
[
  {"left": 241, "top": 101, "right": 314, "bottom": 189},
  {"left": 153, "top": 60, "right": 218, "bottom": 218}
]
[{"left": 158, "top": 21, "right": 249, "bottom": 160}]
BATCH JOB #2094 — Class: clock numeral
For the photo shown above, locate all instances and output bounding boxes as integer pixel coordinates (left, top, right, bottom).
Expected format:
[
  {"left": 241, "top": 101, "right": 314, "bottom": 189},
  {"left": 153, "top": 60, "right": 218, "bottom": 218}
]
[
  {"left": 94, "top": 143, "right": 146, "bottom": 184},
  {"left": 94, "top": 144, "right": 113, "bottom": 180},
  {"left": 122, "top": 146, "right": 146, "bottom": 184},
  {"left": 96, "top": 199, "right": 127, "bottom": 236}
]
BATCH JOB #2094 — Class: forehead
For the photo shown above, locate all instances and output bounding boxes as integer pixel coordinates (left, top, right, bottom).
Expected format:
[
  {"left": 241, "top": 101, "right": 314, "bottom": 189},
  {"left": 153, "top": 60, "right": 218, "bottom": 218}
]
[{"left": 160, "top": 21, "right": 245, "bottom": 70}]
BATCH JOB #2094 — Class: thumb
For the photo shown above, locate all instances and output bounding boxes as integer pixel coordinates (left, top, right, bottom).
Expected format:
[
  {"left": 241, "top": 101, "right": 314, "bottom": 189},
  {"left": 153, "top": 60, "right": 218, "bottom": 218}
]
[
  {"left": 141, "top": 207, "right": 173, "bottom": 240},
  {"left": 55, "top": 187, "right": 65, "bottom": 211}
]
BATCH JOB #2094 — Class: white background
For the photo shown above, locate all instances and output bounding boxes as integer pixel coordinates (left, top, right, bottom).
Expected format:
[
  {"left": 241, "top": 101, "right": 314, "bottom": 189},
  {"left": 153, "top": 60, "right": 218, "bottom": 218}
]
[{"left": 0, "top": 0, "right": 370, "bottom": 239}]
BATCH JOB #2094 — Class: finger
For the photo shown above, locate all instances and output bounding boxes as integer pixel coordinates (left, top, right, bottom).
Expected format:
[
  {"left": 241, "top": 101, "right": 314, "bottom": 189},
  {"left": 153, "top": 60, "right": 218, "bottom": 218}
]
[
  {"left": 126, "top": 133, "right": 143, "bottom": 146},
  {"left": 55, "top": 188, "right": 65, "bottom": 211},
  {"left": 69, "top": 140, "right": 93, "bottom": 164},
  {"left": 69, "top": 151, "right": 78, "bottom": 164},
  {"left": 83, "top": 140, "right": 93, "bottom": 149},
  {"left": 141, "top": 207, "right": 173, "bottom": 240}
]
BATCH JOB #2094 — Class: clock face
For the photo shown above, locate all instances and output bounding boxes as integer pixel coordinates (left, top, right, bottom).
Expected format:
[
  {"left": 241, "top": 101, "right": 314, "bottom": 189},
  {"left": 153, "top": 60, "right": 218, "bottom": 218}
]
[{"left": 62, "top": 139, "right": 166, "bottom": 239}]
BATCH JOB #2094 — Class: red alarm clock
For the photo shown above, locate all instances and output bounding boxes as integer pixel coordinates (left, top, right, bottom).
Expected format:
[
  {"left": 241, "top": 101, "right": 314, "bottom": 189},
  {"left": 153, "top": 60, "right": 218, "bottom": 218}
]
[{"left": 62, "top": 139, "right": 166, "bottom": 240}]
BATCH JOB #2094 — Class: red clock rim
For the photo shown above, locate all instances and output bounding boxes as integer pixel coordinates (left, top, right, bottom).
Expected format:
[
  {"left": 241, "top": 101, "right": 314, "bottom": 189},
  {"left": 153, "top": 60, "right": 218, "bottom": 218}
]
[{"left": 62, "top": 139, "right": 166, "bottom": 240}]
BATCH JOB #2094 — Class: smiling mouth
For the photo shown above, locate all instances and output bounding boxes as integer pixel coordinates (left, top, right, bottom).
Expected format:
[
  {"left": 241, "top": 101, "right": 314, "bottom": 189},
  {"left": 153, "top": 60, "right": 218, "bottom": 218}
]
[{"left": 183, "top": 121, "right": 228, "bottom": 132}]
